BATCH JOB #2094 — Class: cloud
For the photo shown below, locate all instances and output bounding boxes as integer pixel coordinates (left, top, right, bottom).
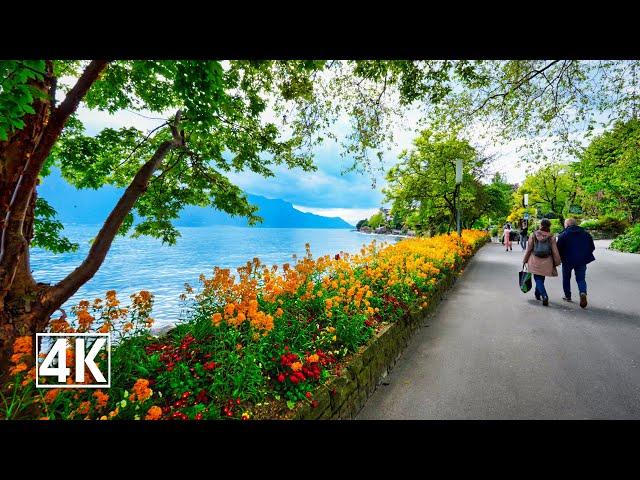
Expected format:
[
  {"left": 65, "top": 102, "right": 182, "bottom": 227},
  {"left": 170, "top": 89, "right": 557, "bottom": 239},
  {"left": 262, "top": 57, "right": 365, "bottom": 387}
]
[{"left": 292, "top": 206, "right": 380, "bottom": 225}]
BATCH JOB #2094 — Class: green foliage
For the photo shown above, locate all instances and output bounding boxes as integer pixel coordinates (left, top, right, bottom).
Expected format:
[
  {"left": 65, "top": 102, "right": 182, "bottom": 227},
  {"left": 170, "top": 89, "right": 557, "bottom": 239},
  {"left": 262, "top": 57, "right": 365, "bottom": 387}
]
[
  {"left": 509, "top": 163, "right": 577, "bottom": 223},
  {"left": 611, "top": 223, "right": 640, "bottom": 253},
  {"left": 578, "top": 218, "right": 600, "bottom": 230},
  {"left": 16, "top": 60, "right": 340, "bottom": 251},
  {"left": 0, "top": 60, "right": 47, "bottom": 141},
  {"left": 368, "top": 212, "right": 384, "bottom": 229},
  {"left": 32, "top": 198, "right": 79, "bottom": 253},
  {"left": 355, "top": 219, "right": 369, "bottom": 230},
  {"left": 384, "top": 130, "right": 493, "bottom": 233},
  {"left": 576, "top": 119, "right": 640, "bottom": 223}
]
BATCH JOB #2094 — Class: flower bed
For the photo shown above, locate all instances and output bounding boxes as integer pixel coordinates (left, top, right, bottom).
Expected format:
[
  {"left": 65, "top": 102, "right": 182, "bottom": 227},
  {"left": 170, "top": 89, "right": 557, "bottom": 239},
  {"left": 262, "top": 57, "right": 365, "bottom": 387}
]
[{"left": 1, "top": 229, "right": 489, "bottom": 420}]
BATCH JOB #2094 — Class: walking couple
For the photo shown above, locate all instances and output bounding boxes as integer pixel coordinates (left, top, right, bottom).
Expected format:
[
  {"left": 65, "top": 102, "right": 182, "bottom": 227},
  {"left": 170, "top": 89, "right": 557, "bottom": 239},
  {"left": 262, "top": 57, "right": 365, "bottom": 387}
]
[{"left": 522, "top": 218, "right": 595, "bottom": 308}]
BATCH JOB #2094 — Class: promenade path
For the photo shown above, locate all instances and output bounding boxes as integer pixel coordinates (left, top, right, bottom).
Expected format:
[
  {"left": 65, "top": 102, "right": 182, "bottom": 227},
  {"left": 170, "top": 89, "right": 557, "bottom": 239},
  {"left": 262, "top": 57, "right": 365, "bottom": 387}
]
[{"left": 357, "top": 240, "right": 640, "bottom": 419}]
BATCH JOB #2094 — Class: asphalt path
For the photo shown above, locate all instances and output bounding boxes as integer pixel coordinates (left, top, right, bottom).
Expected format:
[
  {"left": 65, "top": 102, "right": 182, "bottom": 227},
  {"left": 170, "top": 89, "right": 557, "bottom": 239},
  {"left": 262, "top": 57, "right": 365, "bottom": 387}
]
[{"left": 357, "top": 240, "right": 640, "bottom": 419}]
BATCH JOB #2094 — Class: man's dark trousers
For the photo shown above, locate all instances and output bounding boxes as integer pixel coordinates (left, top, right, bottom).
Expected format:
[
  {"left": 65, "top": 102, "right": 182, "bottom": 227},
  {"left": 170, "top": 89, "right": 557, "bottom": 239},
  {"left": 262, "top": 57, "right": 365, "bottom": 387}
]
[{"left": 562, "top": 264, "right": 587, "bottom": 299}]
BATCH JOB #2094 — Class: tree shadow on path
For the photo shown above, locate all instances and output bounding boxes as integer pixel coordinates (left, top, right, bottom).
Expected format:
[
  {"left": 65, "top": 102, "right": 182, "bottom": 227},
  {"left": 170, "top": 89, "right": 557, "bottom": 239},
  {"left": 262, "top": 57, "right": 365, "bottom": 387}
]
[{"left": 526, "top": 299, "right": 640, "bottom": 327}]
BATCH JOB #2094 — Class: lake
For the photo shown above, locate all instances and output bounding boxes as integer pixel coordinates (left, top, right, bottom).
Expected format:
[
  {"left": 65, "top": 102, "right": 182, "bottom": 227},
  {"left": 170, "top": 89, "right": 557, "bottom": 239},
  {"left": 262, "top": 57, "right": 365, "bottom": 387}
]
[{"left": 30, "top": 226, "right": 401, "bottom": 327}]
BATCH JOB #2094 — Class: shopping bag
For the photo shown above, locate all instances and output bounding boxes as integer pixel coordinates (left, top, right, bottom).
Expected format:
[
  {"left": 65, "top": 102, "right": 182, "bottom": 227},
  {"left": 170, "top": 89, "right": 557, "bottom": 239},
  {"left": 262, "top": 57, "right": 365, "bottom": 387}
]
[{"left": 519, "top": 265, "right": 532, "bottom": 293}]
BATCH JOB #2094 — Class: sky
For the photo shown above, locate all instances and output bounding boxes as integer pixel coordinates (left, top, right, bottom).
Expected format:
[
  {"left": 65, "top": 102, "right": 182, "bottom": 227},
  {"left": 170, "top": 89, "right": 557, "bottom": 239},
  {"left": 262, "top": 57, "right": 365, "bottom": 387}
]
[{"left": 70, "top": 85, "right": 531, "bottom": 226}]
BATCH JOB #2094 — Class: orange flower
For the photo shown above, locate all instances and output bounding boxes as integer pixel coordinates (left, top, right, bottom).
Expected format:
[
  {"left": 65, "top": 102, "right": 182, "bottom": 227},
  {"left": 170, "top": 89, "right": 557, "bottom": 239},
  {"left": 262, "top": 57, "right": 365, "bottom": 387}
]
[
  {"left": 123, "top": 322, "right": 134, "bottom": 332},
  {"left": 93, "top": 390, "right": 109, "bottom": 410},
  {"left": 224, "top": 303, "right": 236, "bottom": 316},
  {"left": 77, "top": 401, "right": 91, "bottom": 415},
  {"left": 132, "top": 379, "right": 152, "bottom": 402},
  {"left": 44, "top": 388, "right": 60, "bottom": 404},
  {"left": 211, "top": 313, "right": 222, "bottom": 326},
  {"left": 307, "top": 354, "right": 319, "bottom": 363},
  {"left": 12, "top": 336, "right": 32, "bottom": 355},
  {"left": 145, "top": 405, "right": 162, "bottom": 420},
  {"left": 9, "top": 363, "right": 28, "bottom": 375},
  {"left": 291, "top": 362, "right": 303, "bottom": 372},
  {"left": 275, "top": 307, "right": 283, "bottom": 317}
]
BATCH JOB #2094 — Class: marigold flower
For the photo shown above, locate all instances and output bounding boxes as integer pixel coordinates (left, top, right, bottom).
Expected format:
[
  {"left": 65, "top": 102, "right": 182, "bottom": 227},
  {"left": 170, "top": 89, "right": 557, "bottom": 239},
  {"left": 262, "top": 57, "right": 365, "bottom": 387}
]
[
  {"left": 77, "top": 401, "right": 91, "bottom": 415},
  {"left": 145, "top": 405, "right": 163, "bottom": 420},
  {"left": 211, "top": 313, "right": 223, "bottom": 326},
  {"left": 132, "top": 379, "right": 152, "bottom": 402},
  {"left": 275, "top": 307, "right": 283, "bottom": 317},
  {"left": 44, "top": 388, "right": 60, "bottom": 404},
  {"left": 307, "top": 354, "right": 320, "bottom": 363},
  {"left": 9, "top": 363, "right": 28, "bottom": 375},
  {"left": 291, "top": 361, "right": 303, "bottom": 372},
  {"left": 12, "top": 336, "right": 32, "bottom": 355}
]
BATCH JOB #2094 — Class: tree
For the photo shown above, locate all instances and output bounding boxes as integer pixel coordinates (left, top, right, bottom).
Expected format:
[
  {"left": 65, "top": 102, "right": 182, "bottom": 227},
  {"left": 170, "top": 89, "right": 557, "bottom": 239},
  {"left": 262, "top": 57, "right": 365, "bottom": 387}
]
[
  {"left": 509, "top": 163, "right": 577, "bottom": 226},
  {"left": 576, "top": 118, "right": 640, "bottom": 223},
  {"left": 355, "top": 219, "right": 369, "bottom": 230},
  {"left": 480, "top": 173, "right": 513, "bottom": 226},
  {"left": 368, "top": 212, "right": 384, "bottom": 229},
  {"left": 0, "top": 59, "right": 364, "bottom": 370},
  {"left": 384, "top": 130, "right": 489, "bottom": 234},
  {"left": 346, "top": 60, "right": 640, "bottom": 166}
]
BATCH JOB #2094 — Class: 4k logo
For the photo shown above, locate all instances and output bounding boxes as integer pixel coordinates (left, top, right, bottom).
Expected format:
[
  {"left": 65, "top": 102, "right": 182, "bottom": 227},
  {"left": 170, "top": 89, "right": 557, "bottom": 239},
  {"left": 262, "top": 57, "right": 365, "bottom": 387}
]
[{"left": 36, "top": 333, "right": 111, "bottom": 388}]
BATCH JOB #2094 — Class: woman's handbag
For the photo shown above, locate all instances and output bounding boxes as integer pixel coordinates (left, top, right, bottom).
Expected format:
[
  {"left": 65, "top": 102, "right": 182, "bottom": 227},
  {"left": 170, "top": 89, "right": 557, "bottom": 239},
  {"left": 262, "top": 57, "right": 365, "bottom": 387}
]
[{"left": 519, "top": 264, "right": 532, "bottom": 293}]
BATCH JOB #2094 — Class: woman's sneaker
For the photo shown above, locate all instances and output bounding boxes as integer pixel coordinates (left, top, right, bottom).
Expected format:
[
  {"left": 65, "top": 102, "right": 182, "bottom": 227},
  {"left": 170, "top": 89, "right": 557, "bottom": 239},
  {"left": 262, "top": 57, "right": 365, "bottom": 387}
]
[
  {"left": 579, "top": 292, "right": 588, "bottom": 308},
  {"left": 542, "top": 296, "right": 549, "bottom": 306},
  {"left": 562, "top": 296, "right": 572, "bottom": 302}
]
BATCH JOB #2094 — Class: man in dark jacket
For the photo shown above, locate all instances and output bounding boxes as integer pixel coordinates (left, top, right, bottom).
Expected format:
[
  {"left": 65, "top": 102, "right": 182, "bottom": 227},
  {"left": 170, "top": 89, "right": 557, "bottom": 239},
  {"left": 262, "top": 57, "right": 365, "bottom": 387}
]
[{"left": 556, "top": 218, "right": 596, "bottom": 308}]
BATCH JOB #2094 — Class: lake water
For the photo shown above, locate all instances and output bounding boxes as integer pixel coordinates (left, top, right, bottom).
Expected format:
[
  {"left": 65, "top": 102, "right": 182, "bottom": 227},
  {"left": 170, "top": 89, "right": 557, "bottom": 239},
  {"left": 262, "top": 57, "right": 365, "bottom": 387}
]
[{"left": 30, "top": 226, "right": 401, "bottom": 327}]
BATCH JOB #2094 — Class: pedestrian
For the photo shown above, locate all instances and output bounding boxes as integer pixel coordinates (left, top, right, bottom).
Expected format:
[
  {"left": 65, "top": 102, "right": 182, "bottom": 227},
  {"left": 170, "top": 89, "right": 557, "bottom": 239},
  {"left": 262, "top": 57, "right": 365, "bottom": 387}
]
[
  {"left": 520, "top": 221, "right": 528, "bottom": 251},
  {"left": 503, "top": 222, "right": 512, "bottom": 252},
  {"left": 556, "top": 218, "right": 595, "bottom": 308},
  {"left": 522, "top": 218, "right": 562, "bottom": 306}
]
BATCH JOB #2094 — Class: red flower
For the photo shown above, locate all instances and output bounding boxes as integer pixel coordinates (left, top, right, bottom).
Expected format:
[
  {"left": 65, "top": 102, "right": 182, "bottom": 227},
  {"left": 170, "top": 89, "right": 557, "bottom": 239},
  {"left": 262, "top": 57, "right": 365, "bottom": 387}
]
[
  {"left": 305, "top": 392, "right": 312, "bottom": 399},
  {"left": 196, "top": 390, "right": 208, "bottom": 403},
  {"left": 311, "top": 400, "right": 319, "bottom": 409},
  {"left": 277, "top": 373, "right": 285, "bottom": 383},
  {"left": 289, "top": 375, "right": 299, "bottom": 384},
  {"left": 204, "top": 361, "right": 217, "bottom": 371}
]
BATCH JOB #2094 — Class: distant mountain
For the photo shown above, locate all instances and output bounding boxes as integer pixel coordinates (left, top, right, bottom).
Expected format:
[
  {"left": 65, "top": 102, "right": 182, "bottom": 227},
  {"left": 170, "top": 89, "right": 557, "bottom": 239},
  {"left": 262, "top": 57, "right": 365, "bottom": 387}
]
[{"left": 38, "top": 169, "right": 353, "bottom": 229}]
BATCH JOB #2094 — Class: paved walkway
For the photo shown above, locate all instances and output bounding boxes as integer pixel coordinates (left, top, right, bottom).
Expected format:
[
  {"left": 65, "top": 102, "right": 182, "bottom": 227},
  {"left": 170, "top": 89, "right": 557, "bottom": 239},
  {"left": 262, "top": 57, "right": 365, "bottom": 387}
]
[{"left": 357, "top": 240, "right": 640, "bottom": 419}]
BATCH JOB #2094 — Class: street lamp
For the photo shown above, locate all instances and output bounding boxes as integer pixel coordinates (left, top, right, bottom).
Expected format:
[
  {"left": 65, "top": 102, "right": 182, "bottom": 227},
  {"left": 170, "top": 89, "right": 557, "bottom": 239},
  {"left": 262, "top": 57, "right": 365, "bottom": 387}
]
[{"left": 455, "top": 158, "right": 463, "bottom": 237}]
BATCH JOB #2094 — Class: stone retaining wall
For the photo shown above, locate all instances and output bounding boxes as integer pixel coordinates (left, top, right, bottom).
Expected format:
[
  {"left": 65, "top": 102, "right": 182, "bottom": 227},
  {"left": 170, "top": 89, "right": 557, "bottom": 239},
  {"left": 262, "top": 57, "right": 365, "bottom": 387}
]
[{"left": 292, "top": 240, "right": 487, "bottom": 420}]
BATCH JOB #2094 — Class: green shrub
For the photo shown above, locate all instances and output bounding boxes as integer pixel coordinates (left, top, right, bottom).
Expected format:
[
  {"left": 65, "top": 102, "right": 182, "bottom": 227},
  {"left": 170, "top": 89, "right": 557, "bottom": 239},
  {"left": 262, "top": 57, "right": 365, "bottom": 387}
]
[
  {"left": 597, "top": 216, "right": 629, "bottom": 236},
  {"left": 579, "top": 218, "right": 600, "bottom": 230},
  {"left": 491, "top": 226, "right": 499, "bottom": 237},
  {"left": 611, "top": 223, "right": 640, "bottom": 253},
  {"left": 550, "top": 219, "right": 563, "bottom": 234}
]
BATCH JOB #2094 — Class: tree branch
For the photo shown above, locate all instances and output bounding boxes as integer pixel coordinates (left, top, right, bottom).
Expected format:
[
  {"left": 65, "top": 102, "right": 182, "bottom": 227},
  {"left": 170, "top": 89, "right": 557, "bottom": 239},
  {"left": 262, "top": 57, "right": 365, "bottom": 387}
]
[
  {"left": 45, "top": 140, "right": 177, "bottom": 310},
  {"left": 470, "top": 60, "right": 561, "bottom": 115}
]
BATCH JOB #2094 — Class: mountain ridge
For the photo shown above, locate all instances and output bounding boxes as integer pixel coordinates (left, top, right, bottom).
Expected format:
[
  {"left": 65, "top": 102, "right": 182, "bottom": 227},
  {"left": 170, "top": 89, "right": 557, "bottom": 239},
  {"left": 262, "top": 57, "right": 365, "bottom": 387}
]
[{"left": 38, "top": 169, "right": 353, "bottom": 229}]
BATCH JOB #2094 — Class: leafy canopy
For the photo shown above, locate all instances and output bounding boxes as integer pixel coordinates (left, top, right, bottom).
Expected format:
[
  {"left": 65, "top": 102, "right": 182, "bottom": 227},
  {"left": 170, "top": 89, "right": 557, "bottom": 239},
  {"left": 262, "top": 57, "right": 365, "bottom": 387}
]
[
  {"left": 576, "top": 118, "right": 640, "bottom": 223},
  {"left": 31, "top": 60, "right": 336, "bottom": 250}
]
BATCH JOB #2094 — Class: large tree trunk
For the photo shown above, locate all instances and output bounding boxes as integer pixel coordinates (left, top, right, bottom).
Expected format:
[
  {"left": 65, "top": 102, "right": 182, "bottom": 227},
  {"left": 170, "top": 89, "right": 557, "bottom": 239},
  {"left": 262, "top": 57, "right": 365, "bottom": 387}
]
[{"left": 0, "top": 60, "right": 109, "bottom": 377}]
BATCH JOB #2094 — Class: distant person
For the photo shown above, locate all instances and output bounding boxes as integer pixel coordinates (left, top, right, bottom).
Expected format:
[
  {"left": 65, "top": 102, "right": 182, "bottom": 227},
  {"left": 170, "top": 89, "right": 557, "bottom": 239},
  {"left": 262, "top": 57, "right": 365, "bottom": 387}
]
[
  {"left": 520, "top": 222, "right": 528, "bottom": 250},
  {"left": 503, "top": 222, "right": 512, "bottom": 251},
  {"left": 556, "top": 218, "right": 595, "bottom": 308},
  {"left": 523, "top": 218, "right": 562, "bottom": 306}
]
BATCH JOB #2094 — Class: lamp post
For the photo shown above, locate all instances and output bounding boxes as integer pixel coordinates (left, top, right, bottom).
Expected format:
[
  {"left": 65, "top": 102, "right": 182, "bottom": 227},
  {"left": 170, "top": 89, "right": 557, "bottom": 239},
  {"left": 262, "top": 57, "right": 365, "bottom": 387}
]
[{"left": 455, "top": 158, "right": 463, "bottom": 237}]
